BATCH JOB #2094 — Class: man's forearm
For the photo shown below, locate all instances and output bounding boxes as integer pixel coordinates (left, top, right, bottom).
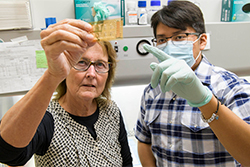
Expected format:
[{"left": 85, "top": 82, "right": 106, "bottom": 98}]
[{"left": 138, "top": 141, "right": 156, "bottom": 167}]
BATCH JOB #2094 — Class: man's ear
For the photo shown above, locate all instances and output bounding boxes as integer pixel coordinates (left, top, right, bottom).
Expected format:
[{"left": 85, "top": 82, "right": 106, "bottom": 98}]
[{"left": 199, "top": 33, "right": 207, "bottom": 50}]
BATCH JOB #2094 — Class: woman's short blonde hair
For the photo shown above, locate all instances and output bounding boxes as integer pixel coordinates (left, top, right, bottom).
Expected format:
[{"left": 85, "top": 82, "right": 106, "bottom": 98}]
[{"left": 53, "top": 41, "right": 117, "bottom": 105}]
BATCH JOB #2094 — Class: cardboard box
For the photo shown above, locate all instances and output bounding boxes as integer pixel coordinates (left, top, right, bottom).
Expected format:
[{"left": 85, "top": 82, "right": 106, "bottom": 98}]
[
  {"left": 221, "top": 0, "right": 250, "bottom": 22},
  {"left": 231, "top": 0, "right": 250, "bottom": 22},
  {"left": 221, "top": 0, "right": 233, "bottom": 22},
  {"left": 74, "top": 0, "right": 125, "bottom": 25}
]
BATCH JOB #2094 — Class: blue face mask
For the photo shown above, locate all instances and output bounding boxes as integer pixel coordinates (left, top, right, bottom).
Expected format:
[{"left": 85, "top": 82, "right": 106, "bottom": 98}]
[{"left": 157, "top": 37, "right": 201, "bottom": 67}]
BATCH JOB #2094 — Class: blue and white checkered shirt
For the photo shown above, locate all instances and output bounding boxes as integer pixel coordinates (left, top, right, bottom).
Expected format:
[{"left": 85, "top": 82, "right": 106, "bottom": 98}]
[{"left": 135, "top": 55, "right": 250, "bottom": 167}]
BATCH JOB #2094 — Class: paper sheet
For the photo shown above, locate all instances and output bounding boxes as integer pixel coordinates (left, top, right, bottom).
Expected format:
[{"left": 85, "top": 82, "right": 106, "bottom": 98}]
[
  {"left": 0, "top": 40, "right": 46, "bottom": 95},
  {"left": 36, "top": 50, "right": 48, "bottom": 68},
  {"left": 0, "top": 0, "right": 32, "bottom": 30}
]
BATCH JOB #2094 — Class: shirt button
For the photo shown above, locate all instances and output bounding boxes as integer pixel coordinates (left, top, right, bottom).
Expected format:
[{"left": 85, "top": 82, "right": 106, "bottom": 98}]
[{"left": 194, "top": 124, "right": 197, "bottom": 128}]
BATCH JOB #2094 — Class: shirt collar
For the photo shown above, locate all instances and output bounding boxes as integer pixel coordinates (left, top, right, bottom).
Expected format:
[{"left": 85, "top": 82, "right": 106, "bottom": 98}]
[{"left": 194, "top": 54, "right": 213, "bottom": 86}]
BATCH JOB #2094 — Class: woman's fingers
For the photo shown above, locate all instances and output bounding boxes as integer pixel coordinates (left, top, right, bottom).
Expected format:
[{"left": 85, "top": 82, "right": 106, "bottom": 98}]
[
  {"left": 41, "top": 29, "right": 89, "bottom": 50},
  {"left": 40, "top": 19, "right": 95, "bottom": 46}
]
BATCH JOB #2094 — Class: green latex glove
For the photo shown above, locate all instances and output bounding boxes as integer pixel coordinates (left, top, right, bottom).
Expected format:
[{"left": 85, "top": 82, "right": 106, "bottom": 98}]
[
  {"left": 93, "top": 2, "right": 110, "bottom": 22},
  {"left": 144, "top": 44, "right": 212, "bottom": 107}
]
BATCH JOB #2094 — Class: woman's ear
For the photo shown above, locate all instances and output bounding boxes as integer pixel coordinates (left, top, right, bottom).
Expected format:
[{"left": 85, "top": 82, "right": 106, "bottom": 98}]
[{"left": 199, "top": 33, "right": 207, "bottom": 50}]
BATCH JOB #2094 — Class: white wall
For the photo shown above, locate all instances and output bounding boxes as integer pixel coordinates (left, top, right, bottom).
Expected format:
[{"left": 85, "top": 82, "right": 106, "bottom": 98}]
[
  {"left": 190, "top": 0, "right": 222, "bottom": 22},
  {"left": 29, "top": 0, "right": 75, "bottom": 29},
  {"left": 111, "top": 84, "right": 147, "bottom": 136}
]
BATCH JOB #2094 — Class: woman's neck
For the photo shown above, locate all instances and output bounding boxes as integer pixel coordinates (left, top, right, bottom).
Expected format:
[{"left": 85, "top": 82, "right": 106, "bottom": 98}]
[{"left": 58, "top": 94, "right": 97, "bottom": 117}]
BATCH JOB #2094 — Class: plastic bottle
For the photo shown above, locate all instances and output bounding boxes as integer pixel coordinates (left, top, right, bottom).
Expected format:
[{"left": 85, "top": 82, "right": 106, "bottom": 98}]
[
  {"left": 148, "top": 0, "right": 161, "bottom": 23},
  {"left": 137, "top": 1, "right": 148, "bottom": 25},
  {"left": 126, "top": 1, "right": 137, "bottom": 25}
]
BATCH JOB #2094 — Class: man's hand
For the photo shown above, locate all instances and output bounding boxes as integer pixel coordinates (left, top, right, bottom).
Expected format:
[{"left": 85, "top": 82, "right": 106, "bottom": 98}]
[{"left": 144, "top": 44, "right": 212, "bottom": 107}]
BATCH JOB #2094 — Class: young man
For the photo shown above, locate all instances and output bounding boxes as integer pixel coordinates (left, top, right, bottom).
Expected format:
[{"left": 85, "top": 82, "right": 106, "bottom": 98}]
[{"left": 135, "top": 1, "right": 250, "bottom": 166}]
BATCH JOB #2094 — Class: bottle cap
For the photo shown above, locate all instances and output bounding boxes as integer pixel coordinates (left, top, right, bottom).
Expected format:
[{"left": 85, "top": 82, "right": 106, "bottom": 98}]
[
  {"left": 151, "top": 0, "right": 161, "bottom": 6},
  {"left": 45, "top": 17, "right": 56, "bottom": 28},
  {"left": 138, "top": 1, "right": 147, "bottom": 7}
]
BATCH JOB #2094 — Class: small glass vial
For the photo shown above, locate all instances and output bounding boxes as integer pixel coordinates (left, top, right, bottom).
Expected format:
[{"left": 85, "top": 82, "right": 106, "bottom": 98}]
[
  {"left": 126, "top": 1, "right": 137, "bottom": 25},
  {"left": 148, "top": 0, "right": 161, "bottom": 23},
  {"left": 137, "top": 1, "right": 148, "bottom": 25}
]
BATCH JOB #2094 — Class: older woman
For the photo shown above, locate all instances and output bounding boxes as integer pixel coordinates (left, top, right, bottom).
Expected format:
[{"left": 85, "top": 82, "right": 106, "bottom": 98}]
[{"left": 0, "top": 19, "right": 132, "bottom": 166}]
